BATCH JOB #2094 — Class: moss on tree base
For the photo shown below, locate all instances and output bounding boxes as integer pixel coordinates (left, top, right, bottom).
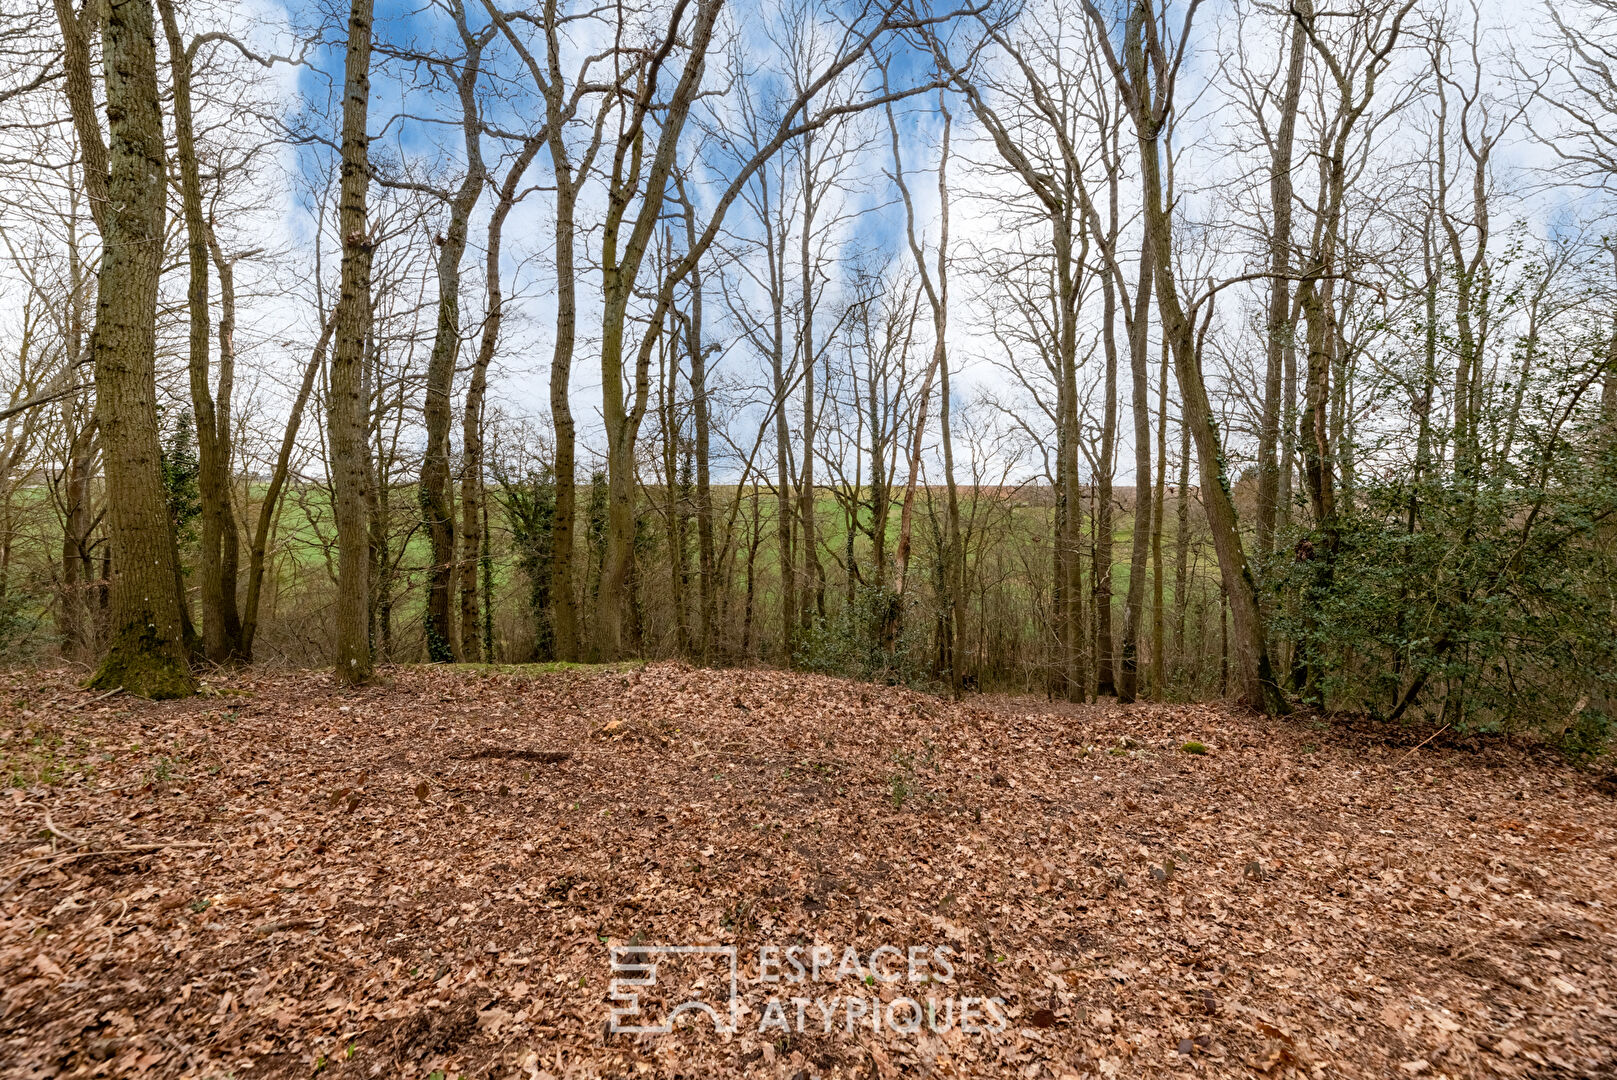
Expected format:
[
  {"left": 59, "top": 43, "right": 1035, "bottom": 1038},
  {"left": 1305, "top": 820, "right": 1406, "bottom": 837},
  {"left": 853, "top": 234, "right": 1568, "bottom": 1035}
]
[{"left": 88, "top": 624, "right": 195, "bottom": 699}]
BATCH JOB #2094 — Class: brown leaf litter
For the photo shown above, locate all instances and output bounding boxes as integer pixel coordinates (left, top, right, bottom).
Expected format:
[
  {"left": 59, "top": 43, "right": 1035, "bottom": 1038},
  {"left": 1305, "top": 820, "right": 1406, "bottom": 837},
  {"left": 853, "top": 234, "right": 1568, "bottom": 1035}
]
[{"left": 1, "top": 663, "right": 1614, "bottom": 1079}]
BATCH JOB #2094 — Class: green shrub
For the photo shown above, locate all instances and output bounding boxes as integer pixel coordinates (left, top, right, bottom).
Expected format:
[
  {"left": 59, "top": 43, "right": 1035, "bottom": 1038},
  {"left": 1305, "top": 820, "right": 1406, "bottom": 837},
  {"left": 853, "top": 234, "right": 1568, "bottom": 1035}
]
[{"left": 795, "top": 584, "right": 933, "bottom": 688}]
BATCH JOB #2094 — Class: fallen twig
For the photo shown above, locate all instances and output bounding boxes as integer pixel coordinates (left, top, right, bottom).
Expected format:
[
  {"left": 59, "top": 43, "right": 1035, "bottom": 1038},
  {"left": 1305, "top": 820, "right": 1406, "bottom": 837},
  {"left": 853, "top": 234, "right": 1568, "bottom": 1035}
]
[
  {"left": 463, "top": 748, "right": 573, "bottom": 763},
  {"left": 41, "top": 811, "right": 84, "bottom": 846},
  {"left": 0, "top": 840, "right": 213, "bottom": 896},
  {"left": 1396, "top": 723, "right": 1452, "bottom": 766},
  {"left": 38, "top": 686, "right": 126, "bottom": 715},
  {"left": 63, "top": 686, "right": 124, "bottom": 713},
  {"left": 254, "top": 917, "right": 324, "bottom": 936}
]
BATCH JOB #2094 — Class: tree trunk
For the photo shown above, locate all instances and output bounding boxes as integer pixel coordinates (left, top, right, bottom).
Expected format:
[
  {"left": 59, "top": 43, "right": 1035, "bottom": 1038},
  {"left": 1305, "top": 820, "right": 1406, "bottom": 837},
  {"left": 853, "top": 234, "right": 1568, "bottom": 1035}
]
[
  {"left": 658, "top": 321, "right": 691, "bottom": 654},
  {"left": 210, "top": 245, "right": 242, "bottom": 645},
  {"left": 1092, "top": 273, "right": 1118, "bottom": 699},
  {"left": 57, "top": 203, "right": 95, "bottom": 663},
  {"left": 1140, "top": 134, "right": 1279, "bottom": 711},
  {"left": 1113, "top": 2, "right": 1281, "bottom": 713},
  {"left": 78, "top": 0, "right": 193, "bottom": 697},
  {"left": 243, "top": 319, "right": 331, "bottom": 659},
  {"left": 59, "top": 415, "right": 96, "bottom": 662},
  {"left": 421, "top": 28, "right": 487, "bottom": 662},
  {"left": 329, "top": 0, "right": 376, "bottom": 685},
  {"left": 1172, "top": 407, "right": 1191, "bottom": 669},
  {"left": 688, "top": 278, "right": 715, "bottom": 660},
  {"left": 1255, "top": 10, "right": 1306, "bottom": 558},
  {"left": 772, "top": 334, "right": 796, "bottom": 661},
  {"left": 797, "top": 141, "right": 823, "bottom": 634},
  {"left": 548, "top": 178, "right": 581, "bottom": 661},
  {"left": 159, "top": 0, "right": 240, "bottom": 663},
  {"left": 461, "top": 137, "right": 540, "bottom": 665},
  {"left": 670, "top": 175, "right": 717, "bottom": 660},
  {"left": 1119, "top": 227, "right": 1154, "bottom": 703},
  {"left": 1057, "top": 228, "right": 1086, "bottom": 703},
  {"left": 1150, "top": 337, "right": 1168, "bottom": 699},
  {"left": 594, "top": 0, "right": 722, "bottom": 660}
]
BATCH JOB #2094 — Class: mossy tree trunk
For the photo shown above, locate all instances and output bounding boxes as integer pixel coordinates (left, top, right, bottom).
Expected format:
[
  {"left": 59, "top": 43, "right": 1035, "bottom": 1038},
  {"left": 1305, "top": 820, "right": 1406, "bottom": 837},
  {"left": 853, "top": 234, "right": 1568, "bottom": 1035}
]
[
  {"left": 593, "top": 0, "right": 723, "bottom": 660},
  {"left": 83, "top": 0, "right": 194, "bottom": 697},
  {"left": 159, "top": 0, "right": 243, "bottom": 663},
  {"left": 420, "top": 8, "right": 490, "bottom": 663},
  {"left": 460, "top": 134, "right": 542, "bottom": 665}
]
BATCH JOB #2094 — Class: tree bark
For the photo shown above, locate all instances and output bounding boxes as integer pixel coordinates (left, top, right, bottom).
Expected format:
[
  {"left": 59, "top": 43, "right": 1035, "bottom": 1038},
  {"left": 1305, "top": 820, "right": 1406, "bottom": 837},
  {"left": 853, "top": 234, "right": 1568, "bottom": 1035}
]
[
  {"left": 1118, "top": 226, "right": 1154, "bottom": 703},
  {"left": 1093, "top": 263, "right": 1118, "bottom": 698},
  {"left": 420, "top": 17, "right": 488, "bottom": 662},
  {"left": 1255, "top": 9, "right": 1307, "bottom": 559},
  {"left": 159, "top": 0, "right": 241, "bottom": 663},
  {"left": 1150, "top": 337, "right": 1167, "bottom": 699},
  {"left": 671, "top": 174, "right": 716, "bottom": 659},
  {"left": 329, "top": 0, "right": 376, "bottom": 685},
  {"left": 78, "top": 0, "right": 194, "bottom": 696},
  {"left": 460, "top": 135, "right": 541, "bottom": 664}
]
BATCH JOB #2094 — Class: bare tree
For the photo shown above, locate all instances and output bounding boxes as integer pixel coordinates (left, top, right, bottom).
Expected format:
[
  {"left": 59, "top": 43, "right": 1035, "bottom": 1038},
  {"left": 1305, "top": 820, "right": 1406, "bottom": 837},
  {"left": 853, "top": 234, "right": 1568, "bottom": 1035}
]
[
  {"left": 1082, "top": 0, "right": 1285, "bottom": 713},
  {"left": 329, "top": 0, "right": 378, "bottom": 685}
]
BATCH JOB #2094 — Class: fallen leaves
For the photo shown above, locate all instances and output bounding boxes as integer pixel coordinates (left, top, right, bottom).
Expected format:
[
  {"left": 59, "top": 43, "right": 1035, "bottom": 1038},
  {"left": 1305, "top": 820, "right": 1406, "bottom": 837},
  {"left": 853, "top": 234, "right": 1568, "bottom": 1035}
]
[{"left": 0, "top": 662, "right": 1613, "bottom": 1079}]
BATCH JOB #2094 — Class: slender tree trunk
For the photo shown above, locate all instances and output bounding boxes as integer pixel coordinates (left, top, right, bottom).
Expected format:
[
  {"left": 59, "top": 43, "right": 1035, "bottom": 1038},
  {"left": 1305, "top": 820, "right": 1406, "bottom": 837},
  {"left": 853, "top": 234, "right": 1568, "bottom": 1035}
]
[
  {"left": 939, "top": 324, "right": 963, "bottom": 700},
  {"left": 461, "top": 137, "right": 540, "bottom": 664},
  {"left": 1298, "top": 276, "right": 1337, "bottom": 532},
  {"left": 594, "top": 0, "right": 722, "bottom": 660},
  {"left": 59, "top": 417, "right": 95, "bottom": 662},
  {"left": 689, "top": 305, "right": 715, "bottom": 660},
  {"left": 480, "top": 0, "right": 599, "bottom": 664},
  {"left": 1255, "top": 10, "right": 1306, "bottom": 559},
  {"left": 935, "top": 134, "right": 963, "bottom": 701},
  {"left": 658, "top": 323, "right": 691, "bottom": 654},
  {"left": 1119, "top": 227, "right": 1154, "bottom": 703},
  {"left": 1278, "top": 316, "right": 1298, "bottom": 536},
  {"left": 1150, "top": 337, "right": 1167, "bottom": 699},
  {"left": 892, "top": 344, "right": 942, "bottom": 602},
  {"left": 1142, "top": 152, "right": 1278, "bottom": 709},
  {"left": 869, "top": 335, "right": 889, "bottom": 591},
  {"left": 674, "top": 178, "right": 717, "bottom": 660},
  {"left": 57, "top": 204, "right": 94, "bottom": 663},
  {"left": 742, "top": 484, "right": 761, "bottom": 655},
  {"left": 1118, "top": 6, "right": 1282, "bottom": 713},
  {"left": 549, "top": 180, "right": 581, "bottom": 661},
  {"left": 1055, "top": 220, "right": 1086, "bottom": 702},
  {"left": 798, "top": 142, "right": 822, "bottom": 633},
  {"left": 1173, "top": 409, "right": 1191, "bottom": 669},
  {"left": 1093, "top": 268, "right": 1118, "bottom": 697},
  {"left": 243, "top": 320, "right": 331, "bottom": 659},
  {"left": 212, "top": 248, "right": 242, "bottom": 643},
  {"left": 421, "top": 27, "right": 487, "bottom": 662},
  {"left": 159, "top": 0, "right": 239, "bottom": 662},
  {"left": 772, "top": 336, "right": 796, "bottom": 661},
  {"left": 329, "top": 0, "right": 376, "bottom": 685}
]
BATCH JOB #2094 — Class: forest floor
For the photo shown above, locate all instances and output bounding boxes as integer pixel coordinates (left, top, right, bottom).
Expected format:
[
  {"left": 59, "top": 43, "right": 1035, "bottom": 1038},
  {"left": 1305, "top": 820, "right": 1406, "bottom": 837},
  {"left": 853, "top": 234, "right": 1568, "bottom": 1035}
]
[{"left": 2, "top": 663, "right": 1615, "bottom": 1080}]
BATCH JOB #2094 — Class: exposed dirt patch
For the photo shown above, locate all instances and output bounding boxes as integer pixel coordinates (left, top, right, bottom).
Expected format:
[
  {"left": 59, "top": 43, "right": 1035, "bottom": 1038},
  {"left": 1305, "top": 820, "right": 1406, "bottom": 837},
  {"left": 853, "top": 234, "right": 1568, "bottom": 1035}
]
[{"left": 1, "top": 663, "right": 1613, "bottom": 1078}]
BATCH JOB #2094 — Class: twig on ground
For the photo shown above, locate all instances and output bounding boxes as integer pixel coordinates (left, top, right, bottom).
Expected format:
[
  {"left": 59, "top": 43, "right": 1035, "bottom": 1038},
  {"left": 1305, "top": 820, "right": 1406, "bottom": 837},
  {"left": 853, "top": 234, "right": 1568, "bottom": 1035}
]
[
  {"left": 1396, "top": 723, "right": 1452, "bottom": 766},
  {"left": 0, "top": 840, "right": 212, "bottom": 896},
  {"left": 63, "top": 687, "right": 124, "bottom": 713}
]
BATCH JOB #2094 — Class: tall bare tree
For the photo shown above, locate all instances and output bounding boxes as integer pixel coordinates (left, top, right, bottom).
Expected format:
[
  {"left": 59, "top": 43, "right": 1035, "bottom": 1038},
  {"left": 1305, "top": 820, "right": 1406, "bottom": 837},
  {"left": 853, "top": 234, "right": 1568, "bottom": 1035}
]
[
  {"left": 1083, "top": 0, "right": 1284, "bottom": 712},
  {"left": 329, "top": 0, "right": 377, "bottom": 685}
]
